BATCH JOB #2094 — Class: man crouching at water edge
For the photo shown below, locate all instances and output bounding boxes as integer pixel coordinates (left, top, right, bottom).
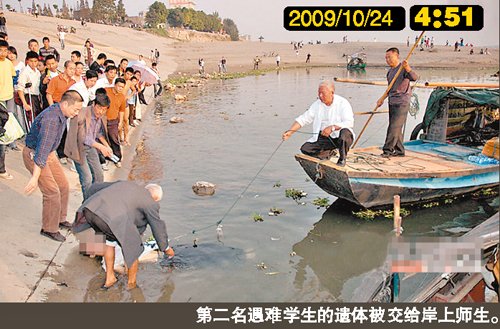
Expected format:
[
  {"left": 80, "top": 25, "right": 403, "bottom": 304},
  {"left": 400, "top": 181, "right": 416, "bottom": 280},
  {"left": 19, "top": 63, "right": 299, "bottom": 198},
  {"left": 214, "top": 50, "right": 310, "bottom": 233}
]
[
  {"left": 72, "top": 181, "right": 175, "bottom": 290},
  {"left": 282, "top": 81, "right": 355, "bottom": 167}
]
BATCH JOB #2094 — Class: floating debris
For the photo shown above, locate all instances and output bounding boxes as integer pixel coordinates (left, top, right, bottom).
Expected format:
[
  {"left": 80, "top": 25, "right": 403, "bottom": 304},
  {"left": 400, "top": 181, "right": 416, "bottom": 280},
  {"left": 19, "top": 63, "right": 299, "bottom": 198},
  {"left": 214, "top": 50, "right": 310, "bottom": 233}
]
[
  {"left": 268, "top": 208, "right": 284, "bottom": 216},
  {"left": 270, "top": 237, "right": 281, "bottom": 241},
  {"left": 312, "top": 197, "right": 330, "bottom": 209},
  {"left": 169, "top": 116, "right": 184, "bottom": 124},
  {"left": 193, "top": 238, "right": 198, "bottom": 248},
  {"left": 273, "top": 182, "right": 282, "bottom": 188},
  {"left": 256, "top": 262, "right": 268, "bottom": 270},
  {"left": 265, "top": 272, "right": 280, "bottom": 276},
  {"left": 290, "top": 251, "right": 296, "bottom": 257},
  {"left": 192, "top": 181, "right": 216, "bottom": 196}
]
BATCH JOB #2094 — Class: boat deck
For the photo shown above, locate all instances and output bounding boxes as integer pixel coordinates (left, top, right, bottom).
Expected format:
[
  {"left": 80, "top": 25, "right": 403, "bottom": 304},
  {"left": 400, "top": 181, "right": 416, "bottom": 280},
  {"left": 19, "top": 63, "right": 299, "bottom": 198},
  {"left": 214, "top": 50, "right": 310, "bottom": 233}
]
[{"left": 296, "top": 140, "right": 498, "bottom": 179}]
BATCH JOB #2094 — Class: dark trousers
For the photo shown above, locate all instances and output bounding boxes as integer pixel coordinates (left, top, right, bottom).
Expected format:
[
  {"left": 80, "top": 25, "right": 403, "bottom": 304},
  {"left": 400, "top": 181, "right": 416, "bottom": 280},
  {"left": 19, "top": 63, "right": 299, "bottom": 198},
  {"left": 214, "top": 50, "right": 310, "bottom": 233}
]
[
  {"left": 0, "top": 144, "right": 6, "bottom": 174},
  {"left": 383, "top": 103, "right": 409, "bottom": 155},
  {"left": 107, "top": 119, "right": 122, "bottom": 161},
  {"left": 300, "top": 128, "right": 353, "bottom": 160},
  {"left": 82, "top": 208, "right": 118, "bottom": 242},
  {"left": 56, "top": 127, "right": 68, "bottom": 159},
  {"left": 153, "top": 80, "right": 162, "bottom": 97}
]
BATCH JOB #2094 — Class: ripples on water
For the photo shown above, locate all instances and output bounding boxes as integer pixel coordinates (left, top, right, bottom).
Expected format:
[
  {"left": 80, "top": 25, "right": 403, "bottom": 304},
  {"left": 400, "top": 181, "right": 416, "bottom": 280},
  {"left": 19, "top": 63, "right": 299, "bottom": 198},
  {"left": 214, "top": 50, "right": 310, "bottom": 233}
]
[{"left": 119, "top": 67, "right": 498, "bottom": 302}]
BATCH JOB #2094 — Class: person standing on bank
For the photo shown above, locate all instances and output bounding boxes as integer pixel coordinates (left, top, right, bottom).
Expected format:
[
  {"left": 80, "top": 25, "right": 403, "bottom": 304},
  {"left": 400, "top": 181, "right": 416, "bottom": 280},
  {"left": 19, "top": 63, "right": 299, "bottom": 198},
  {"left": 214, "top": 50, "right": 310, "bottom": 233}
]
[
  {"left": 72, "top": 181, "right": 175, "bottom": 290},
  {"left": 23, "top": 90, "right": 83, "bottom": 242},
  {"left": 376, "top": 48, "right": 419, "bottom": 158},
  {"left": 64, "top": 90, "right": 113, "bottom": 199},
  {"left": 282, "top": 81, "right": 354, "bottom": 167}
]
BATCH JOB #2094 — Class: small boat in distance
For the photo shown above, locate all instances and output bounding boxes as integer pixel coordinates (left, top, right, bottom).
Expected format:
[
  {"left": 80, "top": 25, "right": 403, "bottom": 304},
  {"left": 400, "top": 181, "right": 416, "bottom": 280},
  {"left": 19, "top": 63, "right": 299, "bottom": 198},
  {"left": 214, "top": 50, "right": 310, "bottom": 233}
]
[
  {"left": 295, "top": 87, "right": 499, "bottom": 208},
  {"left": 345, "top": 52, "right": 367, "bottom": 70}
]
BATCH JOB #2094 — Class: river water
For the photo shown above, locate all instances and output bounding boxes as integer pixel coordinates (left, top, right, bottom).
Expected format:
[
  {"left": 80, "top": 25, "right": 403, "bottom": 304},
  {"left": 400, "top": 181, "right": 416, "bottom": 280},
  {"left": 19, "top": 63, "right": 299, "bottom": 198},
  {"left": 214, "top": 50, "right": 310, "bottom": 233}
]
[{"left": 77, "top": 67, "right": 499, "bottom": 302}]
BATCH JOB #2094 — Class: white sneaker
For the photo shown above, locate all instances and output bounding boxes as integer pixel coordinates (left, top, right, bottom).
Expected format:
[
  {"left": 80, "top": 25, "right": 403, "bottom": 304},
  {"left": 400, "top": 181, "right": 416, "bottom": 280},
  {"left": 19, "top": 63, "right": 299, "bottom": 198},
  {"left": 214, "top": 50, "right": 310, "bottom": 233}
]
[
  {"left": 115, "top": 162, "right": 122, "bottom": 168},
  {"left": 60, "top": 158, "right": 68, "bottom": 165},
  {"left": 0, "top": 172, "right": 13, "bottom": 180},
  {"left": 70, "top": 161, "right": 77, "bottom": 172},
  {"left": 101, "top": 162, "right": 109, "bottom": 171}
]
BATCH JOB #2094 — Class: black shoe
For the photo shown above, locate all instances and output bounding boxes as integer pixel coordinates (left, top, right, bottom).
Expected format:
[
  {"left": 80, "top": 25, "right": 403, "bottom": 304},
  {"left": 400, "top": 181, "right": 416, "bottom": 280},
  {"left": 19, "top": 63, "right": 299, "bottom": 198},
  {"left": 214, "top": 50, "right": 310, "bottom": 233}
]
[
  {"left": 59, "top": 221, "right": 73, "bottom": 229},
  {"left": 381, "top": 152, "right": 392, "bottom": 158},
  {"left": 337, "top": 158, "right": 346, "bottom": 167},
  {"left": 393, "top": 153, "right": 405, "bottom": 157},
  {"left": 40, "top": 230, "right": 66, "bottom": 242}
]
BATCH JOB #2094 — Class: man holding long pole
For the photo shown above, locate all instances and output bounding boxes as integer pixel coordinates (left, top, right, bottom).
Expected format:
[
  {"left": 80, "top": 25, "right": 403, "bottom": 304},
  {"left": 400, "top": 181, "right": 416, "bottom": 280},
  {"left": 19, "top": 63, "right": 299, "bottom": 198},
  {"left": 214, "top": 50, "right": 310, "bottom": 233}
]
[{"left": 376, "top": 48, "right": 419, "bottom": 158}]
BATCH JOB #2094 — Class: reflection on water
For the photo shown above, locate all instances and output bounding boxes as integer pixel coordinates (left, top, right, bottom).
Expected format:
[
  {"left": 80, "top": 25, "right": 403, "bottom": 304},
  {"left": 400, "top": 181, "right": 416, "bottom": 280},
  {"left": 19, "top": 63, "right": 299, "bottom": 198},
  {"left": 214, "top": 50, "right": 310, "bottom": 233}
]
[{"left": 111, "top": 67, "right": 498, "bottom": 301}]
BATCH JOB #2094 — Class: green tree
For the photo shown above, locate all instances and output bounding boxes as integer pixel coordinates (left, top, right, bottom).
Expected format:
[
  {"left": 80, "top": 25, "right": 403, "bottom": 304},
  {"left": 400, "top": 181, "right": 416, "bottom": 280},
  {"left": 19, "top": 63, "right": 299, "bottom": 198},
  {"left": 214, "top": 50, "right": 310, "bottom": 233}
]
[
  {"left": 167, "top": 8, "right": 184, "bottom": 28},
  {"left": 145, "top": 1, "right": 168, "bottom": 28},
  {"left": 53, "top": 4, "right": 59, "bottom": 16},
  {"left": 116, "top": 0, "right": 127, "bottom": 23},
  {"left": 223, "top": 18, "right": 239, "bottom": 41},
  {"left": 92, "top": 0, "right": 117, "bottom": 24}
]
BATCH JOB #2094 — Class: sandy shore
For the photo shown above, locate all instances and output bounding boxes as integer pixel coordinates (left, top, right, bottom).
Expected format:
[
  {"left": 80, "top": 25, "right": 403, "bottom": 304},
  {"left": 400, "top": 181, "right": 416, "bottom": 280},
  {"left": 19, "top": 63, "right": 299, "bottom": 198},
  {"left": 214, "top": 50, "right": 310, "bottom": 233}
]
[{"left": 0, "top": 11, "right": 498, "bottom": 302}]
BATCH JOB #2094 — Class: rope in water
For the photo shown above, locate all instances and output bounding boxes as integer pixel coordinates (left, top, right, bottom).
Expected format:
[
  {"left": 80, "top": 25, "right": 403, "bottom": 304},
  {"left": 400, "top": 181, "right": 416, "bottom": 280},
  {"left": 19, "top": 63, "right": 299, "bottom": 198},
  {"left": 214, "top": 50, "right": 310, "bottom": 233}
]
[{"left": 172, "top": 139, "right": 286, "bottom": 241}]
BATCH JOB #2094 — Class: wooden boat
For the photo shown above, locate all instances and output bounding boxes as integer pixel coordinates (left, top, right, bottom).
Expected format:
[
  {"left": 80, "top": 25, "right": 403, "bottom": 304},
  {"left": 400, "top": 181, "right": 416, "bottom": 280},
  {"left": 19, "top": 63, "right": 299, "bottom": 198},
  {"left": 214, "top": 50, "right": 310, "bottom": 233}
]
[
  {"left": 346, "top": 52, "right": 367, "bottom": 70},
  {"left": 365, "top": 212, "right": 499, "bottom": 303},
  {"left": 295, "top": 88, "right": 499, "bottom": 208}
]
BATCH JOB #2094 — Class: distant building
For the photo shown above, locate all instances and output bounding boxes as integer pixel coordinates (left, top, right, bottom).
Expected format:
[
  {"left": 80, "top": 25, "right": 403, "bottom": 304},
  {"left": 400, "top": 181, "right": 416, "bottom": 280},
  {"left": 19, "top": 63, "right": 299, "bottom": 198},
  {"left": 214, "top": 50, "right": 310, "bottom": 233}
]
[{"left": 169, "top": 0, "right": 196, "bottom": 9}]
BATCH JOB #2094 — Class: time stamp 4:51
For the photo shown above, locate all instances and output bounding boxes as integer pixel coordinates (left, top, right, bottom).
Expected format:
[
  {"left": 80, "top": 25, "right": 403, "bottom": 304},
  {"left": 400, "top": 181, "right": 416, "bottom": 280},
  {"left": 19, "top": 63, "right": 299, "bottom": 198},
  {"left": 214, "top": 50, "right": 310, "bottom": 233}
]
[{"left": 284, "top": 5, "right": 484, "bottom": 31}]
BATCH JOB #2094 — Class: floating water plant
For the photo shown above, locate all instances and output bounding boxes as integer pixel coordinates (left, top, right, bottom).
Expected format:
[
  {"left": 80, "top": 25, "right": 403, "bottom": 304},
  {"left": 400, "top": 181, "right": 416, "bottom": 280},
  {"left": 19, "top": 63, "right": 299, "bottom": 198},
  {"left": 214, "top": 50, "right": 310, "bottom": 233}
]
[
  {"left": 252, "top": 213, "right": 264, "bottom": 222},
  {"left": 422, "top": 201, "right": 440, "bottom": 208},
  {"left": 312, "top": 197, "right": 330, "bottom": 209},
  {"left": 285, "top": 188, "right": 308, "bottom": 203},
  {"left": 273, "top": 182, "right": 282, "bottom": 188},
  {"left": 353, "top": 208, "right": 411, "bottom": 220}
]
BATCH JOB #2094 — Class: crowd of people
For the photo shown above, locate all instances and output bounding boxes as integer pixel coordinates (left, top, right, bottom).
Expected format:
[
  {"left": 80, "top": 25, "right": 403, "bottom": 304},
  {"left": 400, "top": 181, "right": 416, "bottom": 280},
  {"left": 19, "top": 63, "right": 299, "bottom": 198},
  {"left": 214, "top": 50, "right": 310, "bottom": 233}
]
[
  {"left": 0, "top": 30, "right": 161, "bottom": 229},
  {"left": 0, "top": 28, "right": 174, "bottom": 289}
]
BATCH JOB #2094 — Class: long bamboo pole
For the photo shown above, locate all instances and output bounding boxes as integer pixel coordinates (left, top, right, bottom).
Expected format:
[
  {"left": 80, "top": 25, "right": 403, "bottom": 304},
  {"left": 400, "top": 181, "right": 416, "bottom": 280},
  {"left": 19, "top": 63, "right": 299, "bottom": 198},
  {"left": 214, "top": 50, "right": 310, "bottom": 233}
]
[
  {"left": 424, "top": 82, "right": 500, "bottom": 88},
  {"left": 355, "top": 110, "right": 389, "bottom": 115},
  {"left": 352, "top": 30, "right": 426, "bottom": 148},
  {"left": 335, "top": 77, "right": 428, "bottom": 88},
  {"left": 335, "top": 78, "right": 499, "bottom": 89}
]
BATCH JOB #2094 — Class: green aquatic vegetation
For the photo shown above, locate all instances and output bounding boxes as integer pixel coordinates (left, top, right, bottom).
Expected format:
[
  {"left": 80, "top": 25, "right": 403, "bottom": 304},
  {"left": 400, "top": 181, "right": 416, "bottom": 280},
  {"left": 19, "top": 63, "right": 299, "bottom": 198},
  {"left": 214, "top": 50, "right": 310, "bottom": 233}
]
[
  {"left": 472, "top": 188, "right": 498, "bottom": 197},
  {"left": 285, "top": 188, "right": 308, "bottom": 202},
  {"left": 312, "top": 197, "right": 330, "bottom": 209},
  {"left": 273, "top": 182, "right": 282, "bottom": 188},
  {"left": 353, "top": 208, "right": 411, "bottom": 220},
  {"left": 422, "top": 201, "right": 440, "bottom": 208},
  {"left": 252, "top": 213, "right": 264, "bottom": 222}
]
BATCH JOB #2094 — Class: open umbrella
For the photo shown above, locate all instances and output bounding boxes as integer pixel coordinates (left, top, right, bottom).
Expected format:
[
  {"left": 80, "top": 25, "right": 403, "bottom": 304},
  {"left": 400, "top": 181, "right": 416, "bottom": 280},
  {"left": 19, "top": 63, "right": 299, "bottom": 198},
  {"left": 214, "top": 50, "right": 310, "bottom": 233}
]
[{"left": 127, "top": 61, "right": 160, "bottom": 84}]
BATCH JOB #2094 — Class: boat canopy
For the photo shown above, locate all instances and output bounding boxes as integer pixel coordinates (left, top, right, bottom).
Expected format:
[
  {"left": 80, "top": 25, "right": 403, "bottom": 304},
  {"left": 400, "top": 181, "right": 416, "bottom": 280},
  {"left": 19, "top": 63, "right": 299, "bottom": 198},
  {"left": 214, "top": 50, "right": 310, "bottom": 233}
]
[{"left": 423, "top": 87, "right": 499, "bottom": 130}]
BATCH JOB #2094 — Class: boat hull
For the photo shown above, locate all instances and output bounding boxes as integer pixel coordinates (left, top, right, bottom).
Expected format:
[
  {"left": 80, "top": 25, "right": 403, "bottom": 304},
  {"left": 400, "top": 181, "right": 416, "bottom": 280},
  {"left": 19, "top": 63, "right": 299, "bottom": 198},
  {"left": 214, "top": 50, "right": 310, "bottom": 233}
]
[{"left": 295, "top": 155, "right": 498, "bottom": 208}]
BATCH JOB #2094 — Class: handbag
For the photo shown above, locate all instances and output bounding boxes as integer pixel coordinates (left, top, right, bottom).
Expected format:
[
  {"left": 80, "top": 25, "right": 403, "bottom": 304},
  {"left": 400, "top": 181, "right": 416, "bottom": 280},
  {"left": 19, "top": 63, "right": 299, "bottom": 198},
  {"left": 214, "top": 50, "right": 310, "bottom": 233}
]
[{"left": 0, "top": 113, "right": 25, "bottom": 145}]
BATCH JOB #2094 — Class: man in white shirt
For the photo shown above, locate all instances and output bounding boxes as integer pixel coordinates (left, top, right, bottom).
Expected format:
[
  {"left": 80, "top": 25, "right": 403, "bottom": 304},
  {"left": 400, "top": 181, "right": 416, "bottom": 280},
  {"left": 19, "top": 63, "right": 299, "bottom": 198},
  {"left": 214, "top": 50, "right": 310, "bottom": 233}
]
[
  {"left": 282, "top": 80, "right": 354, "bottom": 166},
  {"left": 17, "top": 51, "right": 41, "bottom": 122},
  {"left": 69, "top": 70, "right": 98, "bottom": 107},
  {"left": 89, "top": 65, "right": 117, "bottom": 102}
]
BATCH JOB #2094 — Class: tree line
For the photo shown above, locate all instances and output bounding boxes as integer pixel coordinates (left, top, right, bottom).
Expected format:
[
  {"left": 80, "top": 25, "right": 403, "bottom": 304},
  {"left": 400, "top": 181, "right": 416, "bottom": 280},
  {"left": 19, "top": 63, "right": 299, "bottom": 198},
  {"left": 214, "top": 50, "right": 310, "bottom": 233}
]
[
  {"left": 145, "top": 2, "right": 240, "bottom": 41},
  {"left": 20, "top": 0, "right": 240, "bottom": 40}
]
